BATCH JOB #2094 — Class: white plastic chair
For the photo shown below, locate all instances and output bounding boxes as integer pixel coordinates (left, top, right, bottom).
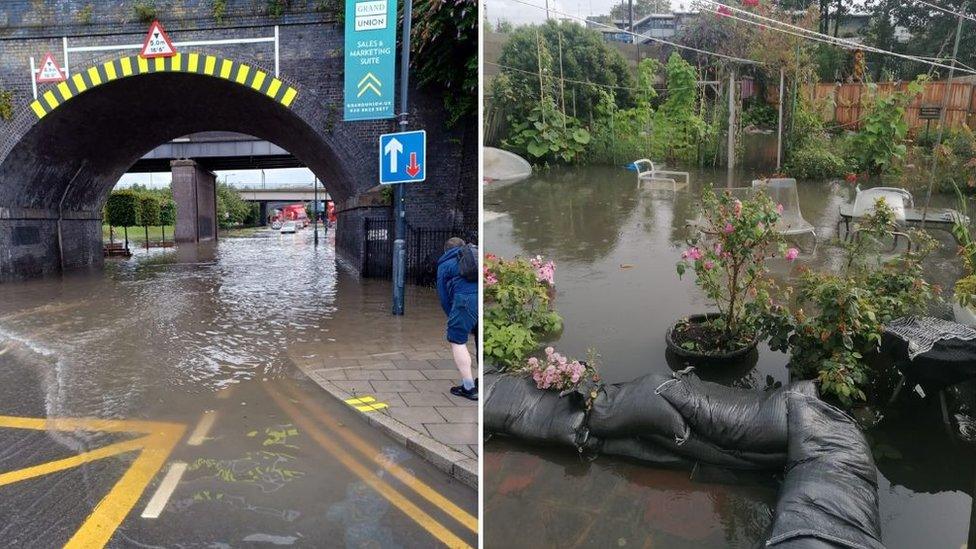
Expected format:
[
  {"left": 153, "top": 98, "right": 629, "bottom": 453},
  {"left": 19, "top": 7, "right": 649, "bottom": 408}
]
[
  {"left": 633, "top": 158, "right": 690, "bottom": 193},
  {"left": 751, "top": 178, "right": 818, "bottom": 241},
  {"left": 851, "top": 186, "right": 912, "bottom": 222}
]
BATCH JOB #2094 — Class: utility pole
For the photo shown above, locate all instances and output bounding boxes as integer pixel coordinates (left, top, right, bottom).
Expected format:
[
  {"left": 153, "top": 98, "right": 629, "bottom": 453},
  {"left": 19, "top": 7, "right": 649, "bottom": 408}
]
[
  {"left": 727, "top": 70, "right": 736, "bottom": 187},
  {"left": 776, "top": 67, "right": 785, "bottom": 171},
  {"left": 921, "top": 0, "right": 967, "bottom": 227},
  {"left": 392, "top": 0, "right": 413, "bottom": 315},
  {"left": 313, "top": 177, "right": 319, "bottom": 247}
]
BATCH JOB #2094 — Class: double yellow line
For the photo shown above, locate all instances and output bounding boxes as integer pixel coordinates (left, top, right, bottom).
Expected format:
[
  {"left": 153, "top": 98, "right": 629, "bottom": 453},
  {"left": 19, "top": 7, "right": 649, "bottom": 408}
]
[{"left": 264, "top": 381, "right": 477, "bottom": 548}]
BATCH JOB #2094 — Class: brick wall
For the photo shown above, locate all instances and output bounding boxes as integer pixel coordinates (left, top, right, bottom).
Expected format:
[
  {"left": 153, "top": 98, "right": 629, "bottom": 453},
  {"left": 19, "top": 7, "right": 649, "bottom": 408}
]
[{"left": 0, "top": 0, "right": 476, "bottom": 280}]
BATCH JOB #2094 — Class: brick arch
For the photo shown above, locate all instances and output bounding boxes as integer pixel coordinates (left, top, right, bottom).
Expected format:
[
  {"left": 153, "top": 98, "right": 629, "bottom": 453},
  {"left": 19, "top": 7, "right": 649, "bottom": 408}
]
[{"left": 0, "top": 52, "right": 370, "bottom": 280}]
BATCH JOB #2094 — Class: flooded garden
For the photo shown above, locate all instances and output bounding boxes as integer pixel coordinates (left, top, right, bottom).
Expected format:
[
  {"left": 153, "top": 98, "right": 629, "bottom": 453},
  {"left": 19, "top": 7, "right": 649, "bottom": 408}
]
[{"left": 483, "top": 160, "right": 976, "bottom": 547}]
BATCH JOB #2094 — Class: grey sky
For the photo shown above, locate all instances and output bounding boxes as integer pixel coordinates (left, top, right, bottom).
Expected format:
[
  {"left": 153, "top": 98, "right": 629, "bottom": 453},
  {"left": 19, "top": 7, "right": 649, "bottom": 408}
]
[{"left": 116, "top": 167, "right": 318, "bottom": 190}]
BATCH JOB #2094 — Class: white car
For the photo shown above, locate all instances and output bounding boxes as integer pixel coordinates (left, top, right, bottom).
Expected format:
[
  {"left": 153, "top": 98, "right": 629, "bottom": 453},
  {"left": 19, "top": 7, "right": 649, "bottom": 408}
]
[{"left": 280, "top": 221, "right": 297, "bottom": 234}]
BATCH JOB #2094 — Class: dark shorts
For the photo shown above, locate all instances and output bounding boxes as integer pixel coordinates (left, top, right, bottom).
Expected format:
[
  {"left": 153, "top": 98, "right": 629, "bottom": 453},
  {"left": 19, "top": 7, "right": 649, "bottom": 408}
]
[{"left": 446, "top": 292, "right": 478, "bottom": 345}]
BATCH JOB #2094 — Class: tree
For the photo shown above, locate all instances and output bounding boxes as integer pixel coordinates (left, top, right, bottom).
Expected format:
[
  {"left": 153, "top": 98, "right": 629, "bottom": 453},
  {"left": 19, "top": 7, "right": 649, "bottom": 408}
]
[
  {"left": 411, "top": 0, "right": 478, "bottom": 126},
  {"left": 496, "top": 21, "right": 636, "bottom": 123},
  {"left": 105, "top": 190, "right": 141, "bottom": 250},
  {"left": 215, "top": 182, "right": 251, "bottom": 230},
  {"left": 159, "top": 199, "right": 176, "bottom": 243},
  {"left": 139, "top": 194, "right": 161, "bottom": 250},
  {"left": 608, "top": 0, "right": 671, "bottom": 23}
]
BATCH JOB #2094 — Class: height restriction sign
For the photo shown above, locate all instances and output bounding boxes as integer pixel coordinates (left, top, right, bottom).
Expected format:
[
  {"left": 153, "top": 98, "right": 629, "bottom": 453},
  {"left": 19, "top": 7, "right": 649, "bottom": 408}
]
[
  {"left": 36, "top": 52, "right": 65, "bottom": 83},
  {"left": 140, "top": 20, "right": 177, "bottom": 58}
]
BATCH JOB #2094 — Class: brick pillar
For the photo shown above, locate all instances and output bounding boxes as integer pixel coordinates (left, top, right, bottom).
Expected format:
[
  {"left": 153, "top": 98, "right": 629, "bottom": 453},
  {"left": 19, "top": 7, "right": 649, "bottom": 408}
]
[{"left": 171, "top": 159, "right": 217, "bottom": 243}]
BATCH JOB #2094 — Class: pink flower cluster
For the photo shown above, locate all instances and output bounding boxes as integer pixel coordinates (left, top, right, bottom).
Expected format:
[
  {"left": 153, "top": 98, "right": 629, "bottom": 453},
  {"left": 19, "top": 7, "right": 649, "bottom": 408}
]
[
  {"left": 530, "top": 256, "right": 556, "bottom": 286},
  {"left": 527, "top": 347, "right": 587, "bottom": 390},
  {"left": 484, "top": 264, "right": 498, "bottom": 286}
]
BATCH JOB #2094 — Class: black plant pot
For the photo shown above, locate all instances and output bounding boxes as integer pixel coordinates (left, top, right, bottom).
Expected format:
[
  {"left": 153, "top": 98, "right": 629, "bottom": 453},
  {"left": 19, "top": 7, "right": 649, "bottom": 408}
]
[{"left": 665, "top": 313, "right": 759, "bottom": 363}]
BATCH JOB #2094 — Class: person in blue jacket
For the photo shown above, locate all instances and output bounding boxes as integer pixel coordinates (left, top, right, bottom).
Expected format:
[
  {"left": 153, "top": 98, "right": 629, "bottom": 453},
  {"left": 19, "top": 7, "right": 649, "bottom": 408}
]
[{"left": 436, "top": 237, "right": 478, "bottom": 400}]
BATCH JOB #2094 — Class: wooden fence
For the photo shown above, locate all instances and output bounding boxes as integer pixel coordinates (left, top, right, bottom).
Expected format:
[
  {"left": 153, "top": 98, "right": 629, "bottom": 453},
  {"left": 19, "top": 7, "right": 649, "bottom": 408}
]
[{"left": 800, "top": 80, "right": 976, "bottom": 131}]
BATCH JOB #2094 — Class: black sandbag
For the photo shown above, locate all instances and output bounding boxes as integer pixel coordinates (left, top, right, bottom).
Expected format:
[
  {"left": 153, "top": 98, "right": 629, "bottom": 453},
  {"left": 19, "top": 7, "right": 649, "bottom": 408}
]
[
  {"left": 644, "top": 432, "right": 787, "bottom": 471},
  {"left": 767, "top": 392, "right": 883, "bottom": 549},
  {"left": 598, "top": 437, "right": 689, "bottom": 468},
  {"left": 484, "top": 372, "right": 589, "bottom": 448},
  {"left": 588, "top": 374, "right": 689, "bottom": 441},
  {"left": 658, "top": 372, "right": 818, "bottom": 453}
]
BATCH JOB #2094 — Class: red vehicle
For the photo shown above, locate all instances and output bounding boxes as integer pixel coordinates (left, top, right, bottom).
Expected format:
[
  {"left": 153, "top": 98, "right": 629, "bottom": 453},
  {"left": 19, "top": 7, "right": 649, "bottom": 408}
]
[{"left": 270, "top": 204, "right": 309, "bottom": 228}]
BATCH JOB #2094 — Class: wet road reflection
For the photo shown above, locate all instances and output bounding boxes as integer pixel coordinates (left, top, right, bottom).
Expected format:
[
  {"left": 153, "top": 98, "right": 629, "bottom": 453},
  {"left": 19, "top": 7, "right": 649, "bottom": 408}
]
[
  {"left": 0, "top": 229, "right": 476, "bottom": 547},
  {"left": 484, "top": 164, "right": 974, "bottom": 548}
]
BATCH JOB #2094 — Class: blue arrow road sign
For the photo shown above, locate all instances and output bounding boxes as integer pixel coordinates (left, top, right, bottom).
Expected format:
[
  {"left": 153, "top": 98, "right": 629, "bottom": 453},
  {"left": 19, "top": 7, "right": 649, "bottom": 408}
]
[{"left": 379, "top": 130, "right": 426, "bottom": 185}]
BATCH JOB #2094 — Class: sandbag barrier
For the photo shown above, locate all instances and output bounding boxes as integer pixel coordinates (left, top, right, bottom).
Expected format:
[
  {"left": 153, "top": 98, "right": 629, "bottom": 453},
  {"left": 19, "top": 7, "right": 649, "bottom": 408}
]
[{"left": 484, "top": 368, "right": 885, "bottom": 548}]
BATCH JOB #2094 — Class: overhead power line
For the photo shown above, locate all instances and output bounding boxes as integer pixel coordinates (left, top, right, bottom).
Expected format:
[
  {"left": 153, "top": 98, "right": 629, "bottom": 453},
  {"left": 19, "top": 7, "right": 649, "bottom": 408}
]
[
  {"left": 913, "top": 0, "right": 976, "bottom": 24},
  {"left": 506, "top": 0, "right": 763, "bottom": 65},
  {"left": 698, "top": 0, "right": 976, "bottom": 76}
]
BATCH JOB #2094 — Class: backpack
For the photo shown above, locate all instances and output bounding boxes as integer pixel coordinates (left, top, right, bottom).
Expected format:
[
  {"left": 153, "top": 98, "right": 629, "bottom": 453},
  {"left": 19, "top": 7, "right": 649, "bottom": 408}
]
[{"left": 457, "top": 244, "right": 479, "bottom": 282}]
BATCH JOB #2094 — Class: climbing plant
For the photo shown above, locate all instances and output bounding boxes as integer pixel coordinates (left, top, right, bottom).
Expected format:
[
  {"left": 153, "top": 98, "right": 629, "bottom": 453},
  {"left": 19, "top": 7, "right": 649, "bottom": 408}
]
[
  {"left": 267, "top": 0, "right": 289, "bottom": 18},
  {"left": 653, "top": 53, "right": 709, "bottom": 164},
  {"left": 0, "top": 89, "right": 13, "bottom": 122},
  {"left": 132, "top": 1, "right": 158, "bottom": 23},
  {"left": 410, "top": 0, "right": 478, "bottom": 126},
  {"left": 211, "top": 0, "right": 228, "bottom": 23},
  {"left": 852, "top": 76, "right": 926, "bottom": 175}
]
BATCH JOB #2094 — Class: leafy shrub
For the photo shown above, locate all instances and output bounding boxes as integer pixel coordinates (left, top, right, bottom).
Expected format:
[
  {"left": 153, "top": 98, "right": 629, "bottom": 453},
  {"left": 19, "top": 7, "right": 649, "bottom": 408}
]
[
  {"left": 132, "top": 1, "right": 157, "bottom": 23},
  {"left": 676, "top": 188, "right": 791, "bottom": 352},
  {"left": 105, "top": 190, "right": 142, "bottom": 228},
  {"left": 784, "top": 141, "right": 848, "bottom": 180},
  {"left": 503, "top": 99, "right": 590, "bottom": 164},
  {"left": 77, "top": 4, "right": 94, "bottom": 24},
  {"left": 741, "top": 100, "right": 777, "bottom": 129},
  {"left": 212, "top": 0, "right": 227, "bottom": 23},
  {"left": 159, "top": 199, "right": 176, "bottom": 226},
  {"left": 267, "top": 0, "right": 289, "bottom": 18},
  {"left": 0, "top": 89, "right": 13, "bottom": 122},
  {"left": 139, "top": 195, "right": 161, "bottom": 227},
  {"left": 484, "top": 254, "right": 563, "bottom": 369},
  {"left": 764, "top": 200, "right": 938, "bottom": 407},
  {"left": 851, "top": 77, "right": 925, "bottom": 175}
]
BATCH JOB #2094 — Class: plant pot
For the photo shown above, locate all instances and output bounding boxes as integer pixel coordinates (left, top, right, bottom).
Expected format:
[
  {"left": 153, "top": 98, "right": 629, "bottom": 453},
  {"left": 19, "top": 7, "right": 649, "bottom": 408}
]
[
  {"left": 665, "top": 313, "right": 759, "bottom": 363},
  {"left": 952, "top": 297, "right": 976, "bottom": 328}
]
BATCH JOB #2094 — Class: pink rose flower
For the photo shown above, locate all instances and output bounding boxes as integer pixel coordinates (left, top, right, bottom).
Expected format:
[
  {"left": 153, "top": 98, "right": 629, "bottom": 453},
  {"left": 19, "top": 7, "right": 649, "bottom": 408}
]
[
  {"left": 723, "top": 223, "right": 734, "bottom": 234},
  {"left": 785, "top": 248, "right": 800, "bottom": 261},
  {"left": 687, "top": 247, "right": 703, "bottom": 261},
  {"left": 776, "top": 203, "right": 784, "bottom": 215},
  {"left": 704, "top": 260, "right": 715, "bottom": 270}
]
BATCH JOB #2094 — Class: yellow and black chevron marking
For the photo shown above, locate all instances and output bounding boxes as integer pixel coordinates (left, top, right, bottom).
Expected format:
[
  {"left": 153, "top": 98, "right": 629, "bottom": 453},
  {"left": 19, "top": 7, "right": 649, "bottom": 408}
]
[
  {"left": 344, "top": 395, "right": 389, "bottom": 412},
  {"left": 29, "top": 53, "right": 299, "bottom": 120}
]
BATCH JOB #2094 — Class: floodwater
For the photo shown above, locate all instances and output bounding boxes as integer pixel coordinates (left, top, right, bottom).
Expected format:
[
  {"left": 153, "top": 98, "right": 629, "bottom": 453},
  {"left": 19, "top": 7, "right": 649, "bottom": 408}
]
[
  {"left": 484, "top": 157, "right": 976, "bottom": 547},
  {"left": 0, "top": 229, "right": 476, "bottom": 547}
]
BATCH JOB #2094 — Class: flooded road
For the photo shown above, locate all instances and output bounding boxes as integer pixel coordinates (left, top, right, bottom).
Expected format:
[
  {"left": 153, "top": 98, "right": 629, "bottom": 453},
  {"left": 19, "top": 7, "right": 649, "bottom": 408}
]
[
  {"left": 484, "top": 164, "right": 975, "bottom": 548},
  {"left": 0, "top": 229, "right": 476, "bottom": 547}
]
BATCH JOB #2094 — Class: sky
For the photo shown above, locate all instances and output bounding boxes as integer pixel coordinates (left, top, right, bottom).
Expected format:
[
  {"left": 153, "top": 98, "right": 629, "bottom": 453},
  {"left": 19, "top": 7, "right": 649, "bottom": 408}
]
[{"left": 116, "top": 167, "right": 318, "bottom": 190}]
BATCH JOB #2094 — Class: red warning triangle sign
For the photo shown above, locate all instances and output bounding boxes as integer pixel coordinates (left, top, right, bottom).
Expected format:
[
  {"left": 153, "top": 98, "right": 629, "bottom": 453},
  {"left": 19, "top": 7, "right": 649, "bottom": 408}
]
[
  {"left": 36, "top": 52, "right": 65, "bottom": 83},
  {"left": 140, "top": 20, "right": 177, "bottom": 58}
]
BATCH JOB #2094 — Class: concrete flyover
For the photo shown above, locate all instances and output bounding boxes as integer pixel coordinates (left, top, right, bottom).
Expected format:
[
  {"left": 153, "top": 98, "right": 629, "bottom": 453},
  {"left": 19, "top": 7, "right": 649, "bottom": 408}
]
[{"left": 0, "top": 3, "right": 476, "bottom": 281}]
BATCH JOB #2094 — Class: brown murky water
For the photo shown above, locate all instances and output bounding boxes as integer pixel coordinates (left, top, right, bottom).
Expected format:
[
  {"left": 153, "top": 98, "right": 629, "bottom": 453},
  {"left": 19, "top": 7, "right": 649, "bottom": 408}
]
[{"left": 484, "top": 160, "right": 975, "bottom": 548}]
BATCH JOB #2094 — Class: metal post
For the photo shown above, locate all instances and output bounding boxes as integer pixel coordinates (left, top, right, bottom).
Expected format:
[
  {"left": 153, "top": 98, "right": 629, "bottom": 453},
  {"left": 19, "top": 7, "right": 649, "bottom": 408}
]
[
  {"left": 313, "top": 177, "right": 319, "bottom": 247},
  {"left": 727, "top": 70, "right": 736, "bottom": 187},
  {"left": 392, "top": 0, "right": 413, "bottom": 316},
  {"left": 62, "top": 36, "right": 70, "bottom": 77},
  {"left": 922, "top": 1, "right": 967, "bottom": 227},
  {"left": 29, "top": 56, "right": 37, "bottom": 100},
  {"left": 274, "top": 26, "right": 280, "bottom": 77},
  {"left": 777, "top": 67, "right": 785, "bottom": 171}
]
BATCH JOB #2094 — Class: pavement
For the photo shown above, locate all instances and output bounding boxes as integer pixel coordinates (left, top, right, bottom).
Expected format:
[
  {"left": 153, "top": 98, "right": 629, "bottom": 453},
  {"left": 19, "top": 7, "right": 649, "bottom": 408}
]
[{"left": 287, "top": 296, "right": 480, "bottom": 489}]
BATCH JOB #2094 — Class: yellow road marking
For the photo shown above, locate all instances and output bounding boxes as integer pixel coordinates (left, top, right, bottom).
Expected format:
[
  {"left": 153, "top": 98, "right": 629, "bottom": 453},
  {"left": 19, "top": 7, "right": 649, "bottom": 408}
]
[
  {"left": 265, "top": 385, "right": 473, "bottom": 549},
  {"left": 355, "top": 403, "right": 389, "bottom": 411},
  {"left": 281, "top": 381, "right": 478, "bottom": 533},
  {"left": 0, "top": 415, "right": 186, "bottom": 549},
  {"left": 345, "top": 396, "right": 377, "bottom": 405}
]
